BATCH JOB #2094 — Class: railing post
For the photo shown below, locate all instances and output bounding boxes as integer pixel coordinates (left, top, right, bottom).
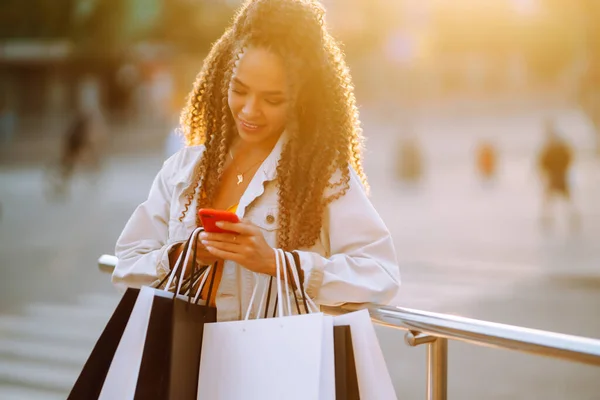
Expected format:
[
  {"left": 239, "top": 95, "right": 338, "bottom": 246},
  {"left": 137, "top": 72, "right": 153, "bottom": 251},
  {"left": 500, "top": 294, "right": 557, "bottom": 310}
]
[
  {"left": 405, "top": 331, "right": 448, "bottom": 400},
  {"left": 427, "top": 337, "right": 448, "bottom": 400}
]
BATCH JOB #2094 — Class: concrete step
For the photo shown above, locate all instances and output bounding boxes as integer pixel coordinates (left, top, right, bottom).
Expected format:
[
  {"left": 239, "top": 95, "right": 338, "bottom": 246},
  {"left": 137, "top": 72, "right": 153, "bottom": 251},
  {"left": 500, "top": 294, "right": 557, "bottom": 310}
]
[
  {"left": 0, "top": 292, "right": 120, "bottom": 397},
  {"left": 0, "top": 337, "right": 90, "bottom": 366},
  {"left": 0, "top": 314, "right": 105, "bottom": 345},
  {"left": 0, "top": 358, "right": 77, "bottom": 394},
  {"left": 0, "top": 383, "right": 66, "bottom": 400}
]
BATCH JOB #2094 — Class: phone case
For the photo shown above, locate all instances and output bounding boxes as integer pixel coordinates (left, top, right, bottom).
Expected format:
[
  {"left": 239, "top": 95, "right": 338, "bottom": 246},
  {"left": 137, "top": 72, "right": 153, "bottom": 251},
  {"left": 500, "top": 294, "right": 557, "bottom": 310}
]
[{"left": 198, "top": 209, "right": 240, "bottom": 233}]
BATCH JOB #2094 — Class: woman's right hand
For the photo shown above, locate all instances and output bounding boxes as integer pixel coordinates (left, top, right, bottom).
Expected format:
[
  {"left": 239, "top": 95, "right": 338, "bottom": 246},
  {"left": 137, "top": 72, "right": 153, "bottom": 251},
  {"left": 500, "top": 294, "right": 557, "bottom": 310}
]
[{"left": 169, "top": 240, "right": 222, "bottom": 278}]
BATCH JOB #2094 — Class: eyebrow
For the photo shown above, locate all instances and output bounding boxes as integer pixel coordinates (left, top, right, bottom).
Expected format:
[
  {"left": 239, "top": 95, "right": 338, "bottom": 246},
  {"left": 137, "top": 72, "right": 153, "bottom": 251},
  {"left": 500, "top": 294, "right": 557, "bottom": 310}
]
[{"left": 232, "top": 77, "right": 286, "bottom": 96}]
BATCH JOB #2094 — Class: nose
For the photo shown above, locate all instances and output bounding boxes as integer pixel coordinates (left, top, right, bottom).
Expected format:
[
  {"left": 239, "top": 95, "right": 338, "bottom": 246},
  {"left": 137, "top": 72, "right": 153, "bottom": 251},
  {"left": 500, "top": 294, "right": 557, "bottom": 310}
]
[{"left": 241, "top": 95, "right": 261, "bottom": 120}]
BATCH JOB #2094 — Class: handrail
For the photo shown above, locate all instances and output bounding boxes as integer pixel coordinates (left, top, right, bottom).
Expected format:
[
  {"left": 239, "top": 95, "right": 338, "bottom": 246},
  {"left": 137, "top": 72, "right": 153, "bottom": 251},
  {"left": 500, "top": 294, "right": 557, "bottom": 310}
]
[
  {"left": 324, "top": 304, "right": 600, "bottom": 367},
  {"left": 98, "top": 254, "right": 118, "bottom": 274},
  {"left": 98, "top": 254, "right": 600, "bottom": 399}
]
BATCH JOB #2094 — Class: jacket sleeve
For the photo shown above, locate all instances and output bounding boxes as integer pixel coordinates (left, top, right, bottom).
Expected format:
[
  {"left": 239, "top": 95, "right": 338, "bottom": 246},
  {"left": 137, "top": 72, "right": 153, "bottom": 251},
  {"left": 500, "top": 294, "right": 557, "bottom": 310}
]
[
  {"left": 112, "top": 153, "right": 185, "bottom": 289},
  {"left": 294, "top": 168, "right": 401, "bottom": 307}
]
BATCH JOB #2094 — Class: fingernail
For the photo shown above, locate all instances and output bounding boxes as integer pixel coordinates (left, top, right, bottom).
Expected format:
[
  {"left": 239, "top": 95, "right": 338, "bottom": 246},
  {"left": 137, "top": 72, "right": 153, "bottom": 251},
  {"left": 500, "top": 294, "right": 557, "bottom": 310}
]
[
  {"left": 201, "top": 240, "right": 209, "bottom": 245},
  {"left": 199, "top": 232, "right": 207, "bottom": 239},
  {"left": 215, "top": 221, "right": 224, "bottom": 227}
]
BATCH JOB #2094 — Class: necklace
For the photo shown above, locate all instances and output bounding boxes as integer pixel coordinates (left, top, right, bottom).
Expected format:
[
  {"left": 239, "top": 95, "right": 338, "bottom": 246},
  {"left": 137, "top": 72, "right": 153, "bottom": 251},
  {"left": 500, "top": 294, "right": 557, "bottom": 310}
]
[{"left": 229, "top": 149, "right": 265, "bottom": 185}]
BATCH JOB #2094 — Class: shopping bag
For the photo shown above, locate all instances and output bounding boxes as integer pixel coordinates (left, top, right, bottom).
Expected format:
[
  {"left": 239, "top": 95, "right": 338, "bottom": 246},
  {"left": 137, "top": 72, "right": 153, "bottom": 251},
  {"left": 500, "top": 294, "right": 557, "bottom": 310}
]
[
  {"left": 132, "top": 289, "right": 217, "bottom": 400},
  {"left": 334, "top": 310, "right": 397, "bottom": 400},
  {"left": 67, "top": 288, "right": 140, "bottom": 400},
  {"left": 98, "top": 285, "right": 156, "bottom": 399},
  {"left": 289, "top": 250, "right": 392, "bottom": 399},
  {"left": 334, "top": 325, "right": 360, "bottom": 400},
  {"left": 287, "top": 252, "right": 359, "bottom": 399},
  {"left": 197, "top": 249, "right": 335, "bottom": 400},
  {"left": 135, "top": 231, "right": 217, "bottom": 400},
  {"left": 100, "top": 227, "right": 216, "bottom": 400},
  {"left": 169, "top": 292, "right": 217, "bottom": 399}
]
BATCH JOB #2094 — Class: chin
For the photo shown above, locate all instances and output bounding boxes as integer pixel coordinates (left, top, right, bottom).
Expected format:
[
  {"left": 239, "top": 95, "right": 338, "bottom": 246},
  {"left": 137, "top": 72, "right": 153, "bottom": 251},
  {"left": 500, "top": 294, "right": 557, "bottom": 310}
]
[{"left": 236, "top": 130, "right": 269, "bottom": 144}]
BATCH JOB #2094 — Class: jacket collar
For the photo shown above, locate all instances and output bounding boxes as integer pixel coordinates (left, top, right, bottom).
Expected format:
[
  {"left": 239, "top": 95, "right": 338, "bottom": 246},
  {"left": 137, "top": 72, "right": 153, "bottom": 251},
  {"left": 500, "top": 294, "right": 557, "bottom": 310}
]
[
  {"left": 260, "top": 130, "right": 288, "bottom": 181},
  {"left": 237, "top": 131, "right": 288, "bottom": 217}
]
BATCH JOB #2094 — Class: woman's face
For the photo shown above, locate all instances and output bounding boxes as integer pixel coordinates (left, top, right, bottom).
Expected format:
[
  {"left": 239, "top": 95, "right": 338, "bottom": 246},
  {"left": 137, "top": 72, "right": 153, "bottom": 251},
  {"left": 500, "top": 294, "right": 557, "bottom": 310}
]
[{"left": 228, "top": 46, "right": 289, "bottom": 146}]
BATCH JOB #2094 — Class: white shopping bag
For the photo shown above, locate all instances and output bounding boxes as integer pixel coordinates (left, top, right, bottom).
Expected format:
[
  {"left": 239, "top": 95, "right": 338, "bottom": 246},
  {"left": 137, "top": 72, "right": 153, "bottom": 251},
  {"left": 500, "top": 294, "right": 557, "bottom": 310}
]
[
  {"left": 334, "top": 309, "right": 397, "bottom": 400},
  {"left": 99, "top": 285, "right": 155, "bottom": 400},
  {"left": 197, "top": 249, "right": 335, "bottom": 400}
]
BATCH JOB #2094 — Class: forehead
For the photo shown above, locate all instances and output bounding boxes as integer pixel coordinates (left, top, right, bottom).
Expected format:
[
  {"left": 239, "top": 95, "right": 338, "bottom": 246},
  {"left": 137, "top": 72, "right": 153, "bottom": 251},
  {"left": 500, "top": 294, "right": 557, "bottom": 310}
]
[{"left": 232, "top": 47, "right": 288, "bottom": 93}]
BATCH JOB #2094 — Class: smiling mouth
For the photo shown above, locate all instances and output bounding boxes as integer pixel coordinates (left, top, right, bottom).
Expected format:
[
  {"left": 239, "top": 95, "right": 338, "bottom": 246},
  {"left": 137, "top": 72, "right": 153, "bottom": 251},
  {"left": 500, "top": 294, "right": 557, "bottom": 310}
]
[{"left": 238, "top": 118, "right": 263, "bottom": 130}]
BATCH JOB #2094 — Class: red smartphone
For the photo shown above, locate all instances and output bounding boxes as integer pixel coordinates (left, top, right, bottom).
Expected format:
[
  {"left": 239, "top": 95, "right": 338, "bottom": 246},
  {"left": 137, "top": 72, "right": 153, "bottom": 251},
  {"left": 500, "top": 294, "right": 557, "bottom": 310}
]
[{"left": 198, "top": 208, "right": 240, "bottom": 233}]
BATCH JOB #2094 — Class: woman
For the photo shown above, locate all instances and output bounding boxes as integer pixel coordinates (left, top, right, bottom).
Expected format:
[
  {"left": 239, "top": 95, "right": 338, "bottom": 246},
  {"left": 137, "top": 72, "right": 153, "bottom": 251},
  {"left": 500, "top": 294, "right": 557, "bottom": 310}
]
[{"left": 113, "top": 0, "right": 400, "bottom": 321}]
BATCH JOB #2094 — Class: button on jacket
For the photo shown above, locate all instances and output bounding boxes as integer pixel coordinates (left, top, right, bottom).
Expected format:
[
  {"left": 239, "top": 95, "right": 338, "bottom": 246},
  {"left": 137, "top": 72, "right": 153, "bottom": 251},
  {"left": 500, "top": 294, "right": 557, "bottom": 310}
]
[{"left": 113, "top": 133, "right": 401, "bottom": 321}]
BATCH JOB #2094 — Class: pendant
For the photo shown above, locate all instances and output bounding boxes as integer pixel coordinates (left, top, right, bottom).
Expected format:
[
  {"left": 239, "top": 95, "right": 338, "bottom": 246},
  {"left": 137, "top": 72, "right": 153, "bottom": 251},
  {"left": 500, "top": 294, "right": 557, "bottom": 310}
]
[{"left": 237, "top": 174, "right": 244, "bottom": 185}]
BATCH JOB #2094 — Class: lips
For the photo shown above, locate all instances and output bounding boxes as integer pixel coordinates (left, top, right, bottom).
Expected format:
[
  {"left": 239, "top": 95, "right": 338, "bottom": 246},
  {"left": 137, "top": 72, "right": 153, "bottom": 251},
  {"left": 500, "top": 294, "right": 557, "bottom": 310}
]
[{"left": 238, "top": 118, "right": 263, "bottom": 131}]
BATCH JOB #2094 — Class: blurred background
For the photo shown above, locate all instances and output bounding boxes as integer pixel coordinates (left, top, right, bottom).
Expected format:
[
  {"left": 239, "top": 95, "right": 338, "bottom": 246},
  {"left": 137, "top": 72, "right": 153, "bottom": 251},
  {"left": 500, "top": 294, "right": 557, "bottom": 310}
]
[{"left": 1, "top": 0, "right": 599, "bottom": 398}]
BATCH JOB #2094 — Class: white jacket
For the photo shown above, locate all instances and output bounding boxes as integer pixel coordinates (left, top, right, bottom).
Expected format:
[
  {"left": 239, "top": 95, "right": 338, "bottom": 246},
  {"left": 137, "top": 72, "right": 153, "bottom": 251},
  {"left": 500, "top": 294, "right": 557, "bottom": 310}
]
[{"left": 113, "top": 133, "right": 401, "bottom": 321}]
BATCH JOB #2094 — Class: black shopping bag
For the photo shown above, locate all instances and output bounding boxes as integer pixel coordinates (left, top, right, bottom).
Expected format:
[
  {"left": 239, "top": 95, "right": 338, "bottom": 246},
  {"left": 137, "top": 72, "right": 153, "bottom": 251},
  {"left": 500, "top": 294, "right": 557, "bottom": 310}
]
[
  {"left": 168, "top": 294, "right": 217, "bottom": 399},
  {"left": 68, "top": 288, "right": 140, "bottom": 400},
  {"left": 334, "top": 325, "right": 360, "bottom": 400},
  {"left": 133, "top": 290, "right": 217, "bottom": 399}
]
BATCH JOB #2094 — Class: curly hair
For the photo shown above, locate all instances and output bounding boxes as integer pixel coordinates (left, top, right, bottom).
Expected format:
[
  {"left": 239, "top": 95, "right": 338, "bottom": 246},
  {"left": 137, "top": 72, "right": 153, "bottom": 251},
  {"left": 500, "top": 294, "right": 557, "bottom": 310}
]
[{"left": 179, "top": 0, "right": 368, "bottom": 251}]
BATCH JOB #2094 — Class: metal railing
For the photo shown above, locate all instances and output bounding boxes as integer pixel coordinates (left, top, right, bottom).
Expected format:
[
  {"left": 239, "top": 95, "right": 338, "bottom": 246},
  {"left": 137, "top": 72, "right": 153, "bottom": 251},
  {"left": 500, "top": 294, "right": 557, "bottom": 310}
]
[{"left": 98, "top": 254, "right": 600, "bottom": 400}]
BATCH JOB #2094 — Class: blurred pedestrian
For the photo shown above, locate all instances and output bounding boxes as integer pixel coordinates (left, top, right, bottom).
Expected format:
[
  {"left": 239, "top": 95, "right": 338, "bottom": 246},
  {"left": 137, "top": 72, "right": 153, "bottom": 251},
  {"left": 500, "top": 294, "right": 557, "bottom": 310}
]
[
  {"left": 537, "top": 120, "right": 579, "bottom": 231},
  {"left": 476, "top": 140, "right": 497, "bottom": 183},
  {"left": 46, "top": 107, "right": 107, "bottom": 200},
  {"left": 46, "top": 74, "right": 108, "bottom": 199},
  {"left": 395, "top": 136, "right": 423, "bottom": 184}
]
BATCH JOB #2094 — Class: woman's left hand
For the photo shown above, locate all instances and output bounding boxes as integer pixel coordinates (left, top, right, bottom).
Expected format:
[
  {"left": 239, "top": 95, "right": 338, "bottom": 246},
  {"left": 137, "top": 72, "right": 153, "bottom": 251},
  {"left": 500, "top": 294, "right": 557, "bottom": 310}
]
[{"left": 199, "top": 219, "right": 277, "bottom": 276}]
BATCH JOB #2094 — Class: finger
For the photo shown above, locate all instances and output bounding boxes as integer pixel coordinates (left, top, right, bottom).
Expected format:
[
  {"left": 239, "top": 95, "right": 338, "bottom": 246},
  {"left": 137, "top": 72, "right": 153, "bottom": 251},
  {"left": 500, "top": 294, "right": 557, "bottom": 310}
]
[
  {"left": 205, "top": 245, "right": 245, "bottom": 264},
  {"left": 202, "top": 240, "right": 243, "bottom": 254},
  {"left": 215, "top": 220, "right": 258, "bottom": 235},
  {"left": 200, "top": 231, "right": 243, "bottom": 243},
  {"left": 193, "top": 243, "right": 214, "bottom": 254}
]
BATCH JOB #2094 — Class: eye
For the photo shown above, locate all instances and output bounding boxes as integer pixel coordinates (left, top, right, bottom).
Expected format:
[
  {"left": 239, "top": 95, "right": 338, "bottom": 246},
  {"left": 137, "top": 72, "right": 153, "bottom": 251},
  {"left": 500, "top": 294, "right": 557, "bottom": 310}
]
[{"left": 265, "top": 98, "right": 285, "bottom": 106}]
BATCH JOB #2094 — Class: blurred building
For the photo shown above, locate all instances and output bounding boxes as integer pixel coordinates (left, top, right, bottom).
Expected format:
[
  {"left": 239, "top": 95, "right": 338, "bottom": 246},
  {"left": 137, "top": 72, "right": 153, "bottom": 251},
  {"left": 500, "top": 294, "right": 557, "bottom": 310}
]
[
  {"left": 325, "top": 0, "right": 598, "bottom": 106},
  {"left": 0, "top": 0, "right": 598, "bottom": 137},
  {"left": 0, "top": 0, "right": 232, "bottom": 137}
]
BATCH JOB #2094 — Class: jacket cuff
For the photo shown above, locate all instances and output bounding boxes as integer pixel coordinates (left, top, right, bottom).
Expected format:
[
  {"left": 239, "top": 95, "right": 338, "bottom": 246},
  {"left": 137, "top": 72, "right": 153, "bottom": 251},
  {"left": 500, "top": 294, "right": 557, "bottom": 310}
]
[
  {"left": 156, "top": 240, "right": 186, "bottom": 283},
  {"left": 293, "top": 250, "right": 325, "bottom": 300}
]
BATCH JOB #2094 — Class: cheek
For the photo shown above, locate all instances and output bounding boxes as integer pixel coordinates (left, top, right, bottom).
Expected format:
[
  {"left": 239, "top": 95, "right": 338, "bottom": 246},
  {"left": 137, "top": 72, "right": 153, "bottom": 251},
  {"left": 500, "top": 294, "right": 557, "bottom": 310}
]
[
  {"left": 266, "top": 107, "right": 288, "bottom": 130},
  {"left": 228, "top": 93, "right": 240, "bottom": 115}
]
